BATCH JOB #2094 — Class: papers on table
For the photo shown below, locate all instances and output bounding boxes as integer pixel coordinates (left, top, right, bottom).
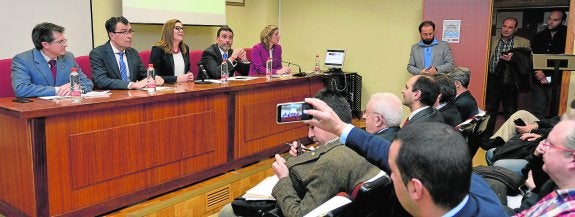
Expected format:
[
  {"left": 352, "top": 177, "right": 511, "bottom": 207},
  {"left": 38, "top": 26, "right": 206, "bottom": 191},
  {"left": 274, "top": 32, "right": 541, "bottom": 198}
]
[
  {"left": 39, "top": 91, "right": 111, "bottom": 100},
  {"left": 227, "top": 76, "right": 258, "bottom": 81},
  {"left": 303, "top": 195, "right": 352, "bottom": 217},
  {"left": 139, "top": 86, "right": 175, "bottom": 91},
  {"left": 242, "top": 175, "right": 279, "bottom": 201}
]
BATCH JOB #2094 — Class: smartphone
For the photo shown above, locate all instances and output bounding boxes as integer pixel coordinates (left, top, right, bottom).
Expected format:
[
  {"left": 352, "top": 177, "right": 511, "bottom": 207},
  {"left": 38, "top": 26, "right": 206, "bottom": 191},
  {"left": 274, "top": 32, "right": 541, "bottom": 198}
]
[
  {"left": 546, "top": 76, "right": 552, "bottom": 83},
  {"left": 276, "top": 102, "right": 313, "bottom": 124},
  {"left": 514, "top": 118, "right": 526, "bottom": 126},
  {"left": 12, "top": 98, "right": 33, "bottom": 103}
]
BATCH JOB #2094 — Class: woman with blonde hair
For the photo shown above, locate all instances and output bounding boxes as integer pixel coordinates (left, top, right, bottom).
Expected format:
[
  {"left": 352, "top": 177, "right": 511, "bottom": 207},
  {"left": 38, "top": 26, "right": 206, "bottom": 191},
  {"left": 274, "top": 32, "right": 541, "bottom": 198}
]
[
  {"left": 249, "top": 25, "right": 291, "bottom": 75},
  {"left": 150, "top": 19, "right": 194, "bottom": 83}
]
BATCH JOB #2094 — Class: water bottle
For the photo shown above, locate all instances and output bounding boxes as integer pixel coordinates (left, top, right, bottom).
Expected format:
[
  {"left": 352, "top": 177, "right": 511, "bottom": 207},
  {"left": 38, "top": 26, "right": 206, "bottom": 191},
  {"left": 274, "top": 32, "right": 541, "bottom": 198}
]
[
  {"left": 221, "top": 53, "right": 229, "bottom": 83},
  {"left": 265, "top": 58, "right": 272, "bottom": 81},
  {"left": 314, "top": 55, "right": 320, "bottom": 74},
  {"left": 147, "top": 64, "right": 156, "bottom": 94},
  {"left": 70, "top": 67, "right": 82, "bottom": 103}
]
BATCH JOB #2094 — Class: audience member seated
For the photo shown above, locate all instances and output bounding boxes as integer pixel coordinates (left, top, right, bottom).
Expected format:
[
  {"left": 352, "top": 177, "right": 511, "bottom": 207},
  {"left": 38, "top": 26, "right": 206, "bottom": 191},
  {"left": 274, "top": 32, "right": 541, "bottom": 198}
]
[
  {"left": 249, "top": 25, "right": 290, "bottom": 76},
  {"left": 200, "top": 25, "right": 249, "bottom": 79},
  {"left": 363, "top": 92, "right": 403, "bottom": 142},
  {"left": 90, "top": 16, "right": 164, "bottom": 90},
  {"left": 513, "top": 119, "right": 575, "bottom": 216},
  {"left": 447, "top": 67, "right": 478, "bottom": 121},
  {"left": 11, "top": 22, "right": 92, "bottom": 97},
  {"left": 401, "top": 75, "right": 444, "bottom": 126},
  {"left": 150, "top": 19, "right": 194, "bottom": 83},
  {"left": 433, "top": 73, "right": 461, "bottom": 127},
  {"left": 301, "top": 98, "right": 507, "bottom": 216},
  {"left": 218, "top": 90, "right": 380, "bottom": 217}
]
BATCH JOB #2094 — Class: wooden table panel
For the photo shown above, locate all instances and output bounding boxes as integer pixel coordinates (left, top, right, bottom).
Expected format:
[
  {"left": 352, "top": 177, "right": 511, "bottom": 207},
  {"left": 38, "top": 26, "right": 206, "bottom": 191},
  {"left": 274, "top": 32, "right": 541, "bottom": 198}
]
[{"left": 45, "top": 94, "right": 229, "bottom": 215}]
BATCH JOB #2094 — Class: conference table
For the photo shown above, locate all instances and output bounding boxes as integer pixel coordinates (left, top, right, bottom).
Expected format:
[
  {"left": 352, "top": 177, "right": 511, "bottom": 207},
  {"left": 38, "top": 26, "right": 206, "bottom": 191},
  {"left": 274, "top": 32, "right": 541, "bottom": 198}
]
[{"left": 0, "top": 75, "right": 325, "bottom": 217}]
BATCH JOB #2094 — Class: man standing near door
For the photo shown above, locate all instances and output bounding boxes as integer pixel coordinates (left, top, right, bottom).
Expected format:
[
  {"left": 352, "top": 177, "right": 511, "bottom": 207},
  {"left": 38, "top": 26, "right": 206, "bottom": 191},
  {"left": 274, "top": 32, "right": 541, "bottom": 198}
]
[
  {"left": 531, "top": 10, "right": 567, "bottom": 119},
  {"left": 485, "top": 17, "right": 530, "bottom": 122}
]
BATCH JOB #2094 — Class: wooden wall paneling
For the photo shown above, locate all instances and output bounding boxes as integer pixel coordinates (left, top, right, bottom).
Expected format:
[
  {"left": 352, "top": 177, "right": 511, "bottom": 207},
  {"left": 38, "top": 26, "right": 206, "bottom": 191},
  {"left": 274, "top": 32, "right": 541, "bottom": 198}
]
[{"left": 560, "top": 0, "right": 575, "bottom": 115}]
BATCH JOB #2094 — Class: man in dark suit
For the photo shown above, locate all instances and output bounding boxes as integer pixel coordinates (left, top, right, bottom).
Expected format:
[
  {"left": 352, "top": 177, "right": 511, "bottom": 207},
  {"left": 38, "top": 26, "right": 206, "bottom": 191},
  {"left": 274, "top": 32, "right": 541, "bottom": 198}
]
[
  {"left": 200, "top": 26, "right": 249, "bottom": 79},
  {"left": 448, "top": 67, "right": 478, "bottom": 121},
  {"left": 433, "top": 74, "right": 461, "bottom": 127},
  {"left": 363, "top": 92, "right": 403, "bottom": 141},
  {"left": 11, "top": 22, "right": 93, "bottom": 97},
  {"left": 401, "top": 75, "right": 444, "bottom": 126},
  {"left": 301, "top": 98, "right": 507, "bottom": 217},
  {"left": 90, "top": 16, "right": 164, "bottom": 89}
]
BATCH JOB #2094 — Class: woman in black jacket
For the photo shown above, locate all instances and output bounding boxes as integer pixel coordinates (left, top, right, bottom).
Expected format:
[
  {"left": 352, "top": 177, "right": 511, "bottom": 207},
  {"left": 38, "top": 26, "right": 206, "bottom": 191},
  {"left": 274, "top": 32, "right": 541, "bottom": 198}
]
[{"left": 150, "top": 19, "right": 194, "bottom": 83}]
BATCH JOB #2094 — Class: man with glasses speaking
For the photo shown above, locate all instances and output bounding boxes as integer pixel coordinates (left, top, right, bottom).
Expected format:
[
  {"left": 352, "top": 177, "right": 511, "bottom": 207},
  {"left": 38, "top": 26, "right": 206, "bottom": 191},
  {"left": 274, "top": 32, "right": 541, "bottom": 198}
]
[
  {"left": 11, "top": 22, "right": 93, "bottom": 97},
  {"left": 90, "top": 16, "right": 164, "bottom": 90}
]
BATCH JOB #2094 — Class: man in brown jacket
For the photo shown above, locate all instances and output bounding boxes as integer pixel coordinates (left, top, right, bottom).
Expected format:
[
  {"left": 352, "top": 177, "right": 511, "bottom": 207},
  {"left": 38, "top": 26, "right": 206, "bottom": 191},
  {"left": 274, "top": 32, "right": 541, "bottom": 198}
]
[{"left": 270, "top": 90, "right": 380, "bottom": 216}]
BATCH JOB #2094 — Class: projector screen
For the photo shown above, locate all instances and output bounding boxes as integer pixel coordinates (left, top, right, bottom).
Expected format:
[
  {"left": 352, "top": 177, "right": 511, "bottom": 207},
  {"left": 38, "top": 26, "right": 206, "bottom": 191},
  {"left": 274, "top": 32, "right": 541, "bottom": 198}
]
[
  {"left": 122, "top": 0, "right": 226, "bottom": 25},
  {"left": 0, "top": 0, "right": 92, "bottom": 59}
]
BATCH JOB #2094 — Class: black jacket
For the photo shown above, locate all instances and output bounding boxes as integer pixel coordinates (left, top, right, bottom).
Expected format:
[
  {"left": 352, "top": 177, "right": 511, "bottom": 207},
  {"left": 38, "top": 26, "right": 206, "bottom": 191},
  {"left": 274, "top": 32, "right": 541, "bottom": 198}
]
[
  {"left": 150, "top": 44, "right": 191, "bottom": 83},
  {"left": 496, "top": 47, "right": 532, "bottom": 92},
  {"left": 200, "top": 44, "right": 250, "bottom": 79}
]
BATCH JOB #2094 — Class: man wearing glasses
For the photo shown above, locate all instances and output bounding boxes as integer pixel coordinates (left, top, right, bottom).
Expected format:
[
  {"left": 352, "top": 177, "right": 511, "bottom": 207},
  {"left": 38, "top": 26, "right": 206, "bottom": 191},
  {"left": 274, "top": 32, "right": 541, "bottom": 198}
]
[
  {"left": 200, "top": 25, "right": 250, "bottom": 79},
  {"left": 90, "top": 16, "right": 164, "bottom": 89},
  {"left": 513, "top": 119, "right": 575, "bottom": 216},
  {"left": 11, "top": 22, "right": 93, "bottom": 97}
]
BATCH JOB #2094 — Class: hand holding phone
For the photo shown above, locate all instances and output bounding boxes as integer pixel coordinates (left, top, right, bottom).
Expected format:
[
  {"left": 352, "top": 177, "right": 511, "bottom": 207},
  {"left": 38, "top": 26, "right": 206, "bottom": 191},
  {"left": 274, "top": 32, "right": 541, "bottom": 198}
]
[
  {"left": 514, "top": 118, "right": 526, "bottom": 126},
  {"left": 276, "top": 102, "right": 313, "bottom": 124}
]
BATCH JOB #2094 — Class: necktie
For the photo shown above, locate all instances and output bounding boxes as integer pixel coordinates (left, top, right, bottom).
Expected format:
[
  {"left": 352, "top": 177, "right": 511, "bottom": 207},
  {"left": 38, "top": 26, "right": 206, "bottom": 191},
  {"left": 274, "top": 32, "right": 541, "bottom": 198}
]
[
  {"left": 402, "top": 118, "right": 409, "bottom": 127},
  {"left": 117, "top": 52, "right": 128, "bottom": 81},
  {"left": 48, "top": 59, "right": 57, "bottom": 83}
]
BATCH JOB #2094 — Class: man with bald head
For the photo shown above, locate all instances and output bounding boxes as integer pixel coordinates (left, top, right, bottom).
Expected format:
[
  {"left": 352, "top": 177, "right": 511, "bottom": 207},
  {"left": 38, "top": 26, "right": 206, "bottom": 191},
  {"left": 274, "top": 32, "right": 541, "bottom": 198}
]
[
  {"left": 363, "top": 92, "right": 403, "bottom": 141},
  {"left": 531, "top": 10, "right": 567, "bottom": 119}
]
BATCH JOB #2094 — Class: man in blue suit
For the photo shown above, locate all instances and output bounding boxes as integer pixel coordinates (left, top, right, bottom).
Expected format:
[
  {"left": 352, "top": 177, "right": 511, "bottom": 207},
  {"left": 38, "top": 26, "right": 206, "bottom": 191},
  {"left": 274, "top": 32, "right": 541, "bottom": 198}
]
[
  {"left": 11, "top": 22, "right": 93, "bottom": 97},
  {"left": 90, "top": 16, "right": 164, "bottom": 90},
  {"left": 302, "top": 98, "right": 507, "bottom": 217}
]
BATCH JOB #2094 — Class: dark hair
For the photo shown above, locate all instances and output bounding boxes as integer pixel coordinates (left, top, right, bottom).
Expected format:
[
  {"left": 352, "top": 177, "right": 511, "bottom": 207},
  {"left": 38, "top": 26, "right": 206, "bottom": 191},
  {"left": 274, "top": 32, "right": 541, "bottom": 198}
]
[
  {"left": 314, "top": 89, "right": 352, "bottom": 124},
  {"left": 418, "top": 21, "right": 435, "bottom": 32},
  {"left": 413, "top": 75, "right": 439, "bottom": 106},
  {"left": 217, "top": 25, "right": 234, "bottom": 37},
  {"left": 395, "top": 122, "right": 471, "bottom": 210},
  {"left": 32, "top": 22, "right": 65, "bottom": 50},
  {"left": 105, "top": 16, "right": 130, "bottom": 39},
  {"left": 503, "top": 17, "right": 518, "bottom": 28},
  {"left": 434, "top": 74, "right": 456, "bottom": 104},
  {"left": 448, "top": 67, "right": 471, "bottom": 88}
]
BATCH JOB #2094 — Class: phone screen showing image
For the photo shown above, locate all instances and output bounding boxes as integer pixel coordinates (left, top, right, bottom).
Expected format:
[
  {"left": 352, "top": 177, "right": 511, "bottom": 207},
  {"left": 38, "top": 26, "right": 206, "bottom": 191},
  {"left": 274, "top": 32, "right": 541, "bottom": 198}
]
[{"left": 276, "top": 102, "right": 312, "bottom": 124}]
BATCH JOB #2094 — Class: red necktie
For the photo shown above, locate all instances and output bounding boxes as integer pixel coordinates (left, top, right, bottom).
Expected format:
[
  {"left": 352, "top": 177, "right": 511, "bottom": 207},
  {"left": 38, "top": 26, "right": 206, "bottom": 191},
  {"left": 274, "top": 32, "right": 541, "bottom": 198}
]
[
  {"left": 48, "top": 60, "right": 57, "bottom": 83},
  {"left": 403, "top": 118, "right": 409, "bottom": 127}
]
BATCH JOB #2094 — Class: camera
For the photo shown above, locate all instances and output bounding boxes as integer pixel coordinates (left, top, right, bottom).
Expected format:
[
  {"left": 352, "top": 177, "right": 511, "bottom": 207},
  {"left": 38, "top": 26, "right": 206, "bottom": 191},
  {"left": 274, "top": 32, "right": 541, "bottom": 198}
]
[{"left": 276, "top": 102, "right": 313, "bottom": 124}]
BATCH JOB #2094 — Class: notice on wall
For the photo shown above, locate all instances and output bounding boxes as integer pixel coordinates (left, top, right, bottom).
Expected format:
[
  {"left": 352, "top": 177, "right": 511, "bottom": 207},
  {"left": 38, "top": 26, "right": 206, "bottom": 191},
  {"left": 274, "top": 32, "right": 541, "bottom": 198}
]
[{"left": 443, "top": 20, "right": 461, "bottom": 43}]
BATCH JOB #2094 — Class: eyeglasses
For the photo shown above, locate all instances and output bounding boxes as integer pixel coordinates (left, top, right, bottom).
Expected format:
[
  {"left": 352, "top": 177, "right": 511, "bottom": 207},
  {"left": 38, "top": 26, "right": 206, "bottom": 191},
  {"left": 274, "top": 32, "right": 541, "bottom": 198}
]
[
  {"left": 114, "top": 30, "right": 135, "bottom": 35},
  {"left": 53, "top": 39, "right": 68, "bottom": 45},
  {"left": 174, "top": 26, "right": 184, "bottom": 32},
  {"left": 361, "top": 110, "right": 381, "bottom": 119},
  {"left": 541, "top": 139, "right": 575, "bottom": 154}
]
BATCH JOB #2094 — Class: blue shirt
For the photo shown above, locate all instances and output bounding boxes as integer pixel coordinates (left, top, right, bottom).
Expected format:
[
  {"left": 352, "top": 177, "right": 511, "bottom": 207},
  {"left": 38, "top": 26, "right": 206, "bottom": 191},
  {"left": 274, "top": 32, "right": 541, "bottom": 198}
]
[{"left": 419, "top": 39, "right": 439, "bottom": 69}]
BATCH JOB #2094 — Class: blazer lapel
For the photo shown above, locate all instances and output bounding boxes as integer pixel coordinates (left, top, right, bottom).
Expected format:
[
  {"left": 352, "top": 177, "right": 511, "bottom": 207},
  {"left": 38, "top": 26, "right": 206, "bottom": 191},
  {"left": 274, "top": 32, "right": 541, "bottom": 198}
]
[
  {"left": 105, "top": 43, "right": 122, "bottom": 79},
  {"left": 213, "top": 44, "right": 224, "bottom": 63},
  {"left": 32, "top": 49, "right": 55, "bottom": 85}
]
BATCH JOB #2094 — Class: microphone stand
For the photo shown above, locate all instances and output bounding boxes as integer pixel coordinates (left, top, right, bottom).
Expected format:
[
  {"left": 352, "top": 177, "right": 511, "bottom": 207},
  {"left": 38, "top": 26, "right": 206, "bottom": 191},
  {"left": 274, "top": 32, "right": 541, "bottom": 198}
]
[
  {"left": 279, "top": 60, "right": 305, "bottom": 77},
  {"left": 194, "top": 63, "right": 214, "bottom": 84}
]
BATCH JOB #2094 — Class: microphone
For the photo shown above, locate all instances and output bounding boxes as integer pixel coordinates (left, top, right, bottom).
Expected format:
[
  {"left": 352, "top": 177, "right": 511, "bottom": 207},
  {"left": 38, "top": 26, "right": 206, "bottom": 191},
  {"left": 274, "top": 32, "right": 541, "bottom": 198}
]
[
  {"left": 194, "top": 62, "right": 213, "bottom": 84},
  {"left": 275, "top": 59, "right": 306, "bottom": 77}
]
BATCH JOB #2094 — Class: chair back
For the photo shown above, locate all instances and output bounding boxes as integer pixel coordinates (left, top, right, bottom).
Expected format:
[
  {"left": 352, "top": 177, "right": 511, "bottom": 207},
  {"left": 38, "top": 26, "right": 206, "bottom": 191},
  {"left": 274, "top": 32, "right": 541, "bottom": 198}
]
[
  {"left": 465, "top": 114, "right": 491, "bottom": 157},
  {"left": 0, "top": 58, "right": 15, "bottom": 97},
  {"left": 75, "top": 55, "right": 92, "bottom": 80}
]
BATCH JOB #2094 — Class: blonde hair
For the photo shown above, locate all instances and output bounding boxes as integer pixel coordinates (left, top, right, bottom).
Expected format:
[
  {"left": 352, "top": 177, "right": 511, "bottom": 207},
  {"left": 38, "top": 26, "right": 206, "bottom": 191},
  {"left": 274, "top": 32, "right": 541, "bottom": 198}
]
[
  {"left": 259, "top": 25, "right": 278, "bottom": 49},
  {"left": 155, "top": 19, "right": 188, "bottom": 54}
]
